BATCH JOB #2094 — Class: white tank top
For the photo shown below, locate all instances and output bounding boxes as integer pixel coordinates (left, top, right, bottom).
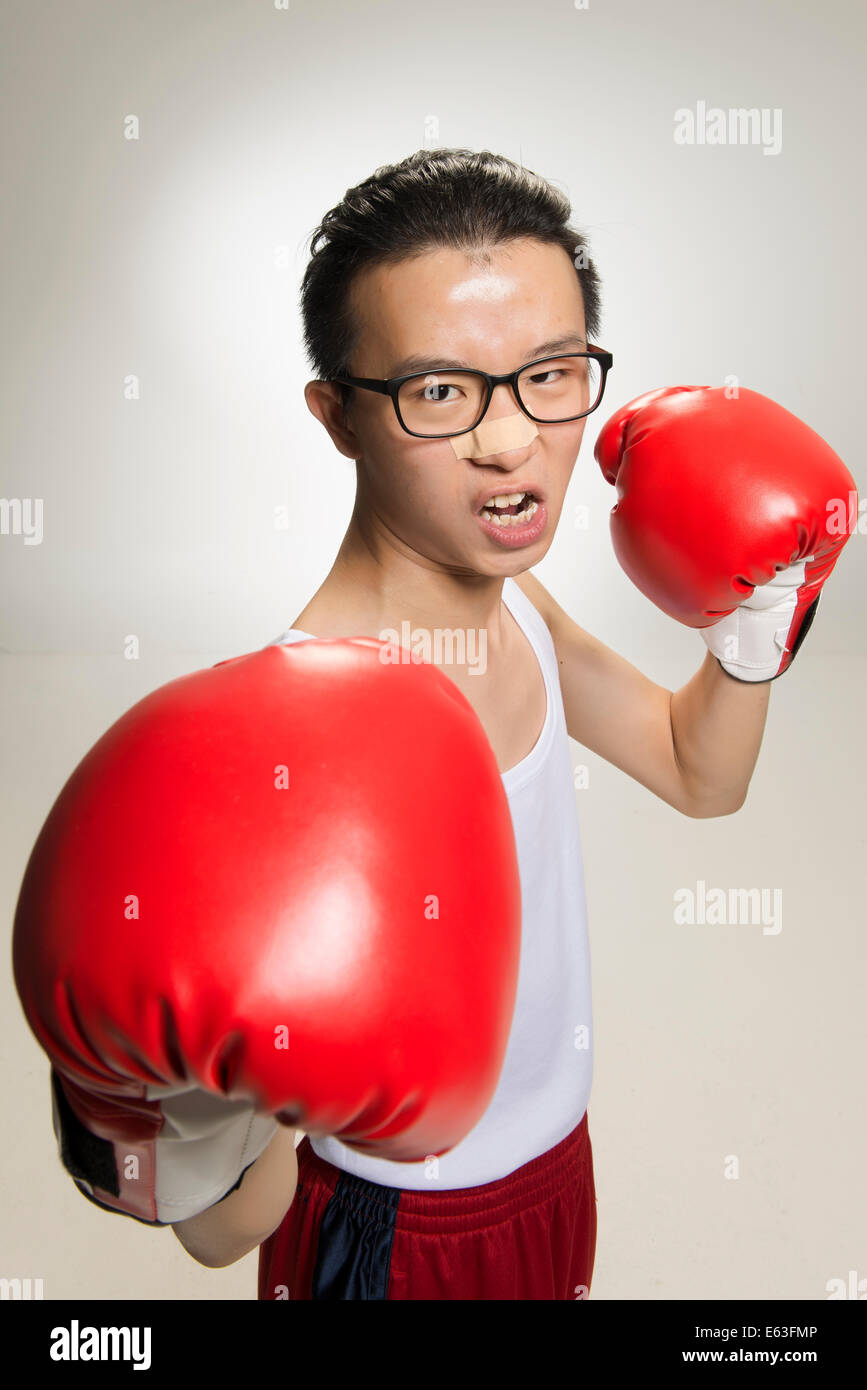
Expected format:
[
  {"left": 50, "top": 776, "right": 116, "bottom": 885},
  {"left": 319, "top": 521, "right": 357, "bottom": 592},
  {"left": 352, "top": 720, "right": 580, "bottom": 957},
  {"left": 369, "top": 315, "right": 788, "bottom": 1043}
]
[{"left": 267, "top": 576, "right": 593, "bottom": 1189}]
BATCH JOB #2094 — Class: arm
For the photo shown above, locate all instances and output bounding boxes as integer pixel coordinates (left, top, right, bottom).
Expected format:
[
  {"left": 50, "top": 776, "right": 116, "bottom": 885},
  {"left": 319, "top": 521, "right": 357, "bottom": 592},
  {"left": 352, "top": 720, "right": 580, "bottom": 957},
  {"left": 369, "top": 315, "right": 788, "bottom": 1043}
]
[
  {"left": 171, "top": 1125, "right": 299, "bottom": 1269},
  {"left": 514, "top": 571, "right": 768, "bottom": 817}
]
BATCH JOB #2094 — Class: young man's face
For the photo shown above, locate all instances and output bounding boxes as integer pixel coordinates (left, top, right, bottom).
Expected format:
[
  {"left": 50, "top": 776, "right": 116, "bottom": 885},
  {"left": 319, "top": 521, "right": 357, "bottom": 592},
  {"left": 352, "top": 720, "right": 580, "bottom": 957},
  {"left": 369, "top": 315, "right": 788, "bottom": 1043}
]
[{"left": 311, "top": 236, "right": 593, "bottom": 579}]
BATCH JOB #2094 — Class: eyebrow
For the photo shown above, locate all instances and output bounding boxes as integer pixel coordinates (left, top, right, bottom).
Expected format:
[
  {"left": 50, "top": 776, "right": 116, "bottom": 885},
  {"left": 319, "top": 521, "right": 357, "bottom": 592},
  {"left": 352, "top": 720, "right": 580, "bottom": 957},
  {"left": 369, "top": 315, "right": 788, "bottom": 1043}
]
[{"left": 389, "top": 333, "right": 588, "bottom": 378}]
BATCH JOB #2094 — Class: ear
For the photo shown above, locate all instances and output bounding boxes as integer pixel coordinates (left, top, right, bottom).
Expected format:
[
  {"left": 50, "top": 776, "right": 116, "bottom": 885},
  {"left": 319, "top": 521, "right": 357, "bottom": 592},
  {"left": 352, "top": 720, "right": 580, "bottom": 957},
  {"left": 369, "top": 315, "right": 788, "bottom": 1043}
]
[{"left": 304, "top": 380, "right": 360, "bottom": 460}]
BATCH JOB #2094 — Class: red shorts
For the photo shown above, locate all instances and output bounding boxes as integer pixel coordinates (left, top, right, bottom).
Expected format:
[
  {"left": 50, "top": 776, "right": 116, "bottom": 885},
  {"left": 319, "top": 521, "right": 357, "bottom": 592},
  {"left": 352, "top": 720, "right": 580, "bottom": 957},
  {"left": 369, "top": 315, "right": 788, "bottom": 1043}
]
[{"left": 258, "top": 1110, "right": 597, "bottom": 1301}]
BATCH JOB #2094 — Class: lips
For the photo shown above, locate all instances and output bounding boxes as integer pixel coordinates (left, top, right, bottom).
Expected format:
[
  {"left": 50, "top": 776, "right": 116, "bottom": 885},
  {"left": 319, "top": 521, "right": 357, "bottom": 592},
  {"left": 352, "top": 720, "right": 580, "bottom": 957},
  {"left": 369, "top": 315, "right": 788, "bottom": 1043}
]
[{"left": 475, "top": 499, "right": 548, "bottom": 547}]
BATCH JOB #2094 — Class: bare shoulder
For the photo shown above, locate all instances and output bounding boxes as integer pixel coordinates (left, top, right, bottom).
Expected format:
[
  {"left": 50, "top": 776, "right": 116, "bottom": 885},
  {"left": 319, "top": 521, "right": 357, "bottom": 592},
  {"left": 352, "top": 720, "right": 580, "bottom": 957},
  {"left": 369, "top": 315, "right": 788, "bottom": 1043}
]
[
  {"left": 288, "top": 594, "right": 361, "bottom": 640},
  {"left": 511, "top": 570, "right": 558, "bottom": 634},
  {"left": 511, "top": 570, "right": 600, "bottom": 661}
]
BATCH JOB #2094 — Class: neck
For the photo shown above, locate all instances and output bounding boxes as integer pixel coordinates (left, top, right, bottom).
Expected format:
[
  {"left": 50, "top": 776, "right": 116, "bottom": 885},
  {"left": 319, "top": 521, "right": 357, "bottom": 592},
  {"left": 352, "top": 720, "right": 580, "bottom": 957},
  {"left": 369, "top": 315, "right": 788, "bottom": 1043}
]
[{"left": 321, "top": 493, "right": 513, "bottom": 646}]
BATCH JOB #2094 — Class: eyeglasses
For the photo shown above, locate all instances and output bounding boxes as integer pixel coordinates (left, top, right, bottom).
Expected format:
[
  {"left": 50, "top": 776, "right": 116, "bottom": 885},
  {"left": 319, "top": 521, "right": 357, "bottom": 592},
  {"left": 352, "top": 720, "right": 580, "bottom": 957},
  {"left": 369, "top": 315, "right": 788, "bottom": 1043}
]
[{"left": 331, "top": 348, "right": 614, "bottom": 439}]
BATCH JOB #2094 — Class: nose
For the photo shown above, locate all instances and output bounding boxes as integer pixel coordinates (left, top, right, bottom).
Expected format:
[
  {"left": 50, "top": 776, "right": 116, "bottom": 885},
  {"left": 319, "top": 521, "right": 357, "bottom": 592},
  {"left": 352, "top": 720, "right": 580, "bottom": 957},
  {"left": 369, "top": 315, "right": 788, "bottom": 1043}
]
[
  {"left": 450, "top": 402, "right": 539, "bottom": 462},
  {"left": 481, "top": 378, "right": 527, "bottom": 425}
]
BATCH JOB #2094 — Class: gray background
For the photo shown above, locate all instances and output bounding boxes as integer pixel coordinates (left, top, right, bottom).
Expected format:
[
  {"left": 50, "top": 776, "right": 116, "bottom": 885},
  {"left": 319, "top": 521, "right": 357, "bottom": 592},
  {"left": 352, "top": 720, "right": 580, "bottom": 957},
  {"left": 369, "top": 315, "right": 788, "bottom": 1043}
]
[{"left": 2, "top": 0, "right": 864, "bottom": 1300}]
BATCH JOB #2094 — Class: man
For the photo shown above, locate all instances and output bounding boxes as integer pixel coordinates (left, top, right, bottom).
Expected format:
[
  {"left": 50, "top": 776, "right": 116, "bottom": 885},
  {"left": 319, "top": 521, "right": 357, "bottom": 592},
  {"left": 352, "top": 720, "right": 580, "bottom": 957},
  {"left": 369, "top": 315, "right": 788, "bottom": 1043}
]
[
  {"left": 209, "top": 146, "right": 772, "bottom": 1299},
  {"left": 18, "top": 147, "right": 851, "bottom": 1301}
]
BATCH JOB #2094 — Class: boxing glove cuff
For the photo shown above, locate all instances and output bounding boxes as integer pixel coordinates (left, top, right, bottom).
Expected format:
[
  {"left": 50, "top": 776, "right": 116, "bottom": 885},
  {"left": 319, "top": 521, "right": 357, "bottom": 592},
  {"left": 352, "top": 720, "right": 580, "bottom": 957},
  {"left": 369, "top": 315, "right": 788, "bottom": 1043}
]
[
  {"left": 51, "top": 1068, "right": 279, "bottom": 1226},
  {"left": 700, "top": 558, "right": 817, "bottom": 682}
]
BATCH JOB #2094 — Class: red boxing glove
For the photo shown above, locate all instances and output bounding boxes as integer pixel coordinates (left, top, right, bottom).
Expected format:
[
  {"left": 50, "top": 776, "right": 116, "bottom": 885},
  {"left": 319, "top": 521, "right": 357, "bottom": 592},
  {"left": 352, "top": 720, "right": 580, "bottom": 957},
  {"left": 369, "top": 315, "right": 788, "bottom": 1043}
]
[
  {"left": 595, "top": 386, "right": 858, "bottom": 680},
  {"left": 13, "top": 639, "right": 521, "bottom": 1223}
]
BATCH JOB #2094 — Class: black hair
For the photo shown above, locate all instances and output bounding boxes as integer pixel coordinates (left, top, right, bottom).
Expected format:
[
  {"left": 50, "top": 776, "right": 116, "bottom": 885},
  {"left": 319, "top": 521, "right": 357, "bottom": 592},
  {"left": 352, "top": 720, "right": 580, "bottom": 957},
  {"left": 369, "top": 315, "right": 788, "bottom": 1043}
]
[{"left": 299, "top": 148, "right": 602, "bottom": 417}]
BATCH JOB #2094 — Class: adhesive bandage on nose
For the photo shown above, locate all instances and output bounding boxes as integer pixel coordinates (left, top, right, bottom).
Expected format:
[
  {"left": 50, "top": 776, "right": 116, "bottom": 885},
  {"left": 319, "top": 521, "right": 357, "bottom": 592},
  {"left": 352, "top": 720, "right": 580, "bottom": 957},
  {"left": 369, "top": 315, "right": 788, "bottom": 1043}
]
[{"left": 449, "top": 412, "right": 539, "bottom": 459}]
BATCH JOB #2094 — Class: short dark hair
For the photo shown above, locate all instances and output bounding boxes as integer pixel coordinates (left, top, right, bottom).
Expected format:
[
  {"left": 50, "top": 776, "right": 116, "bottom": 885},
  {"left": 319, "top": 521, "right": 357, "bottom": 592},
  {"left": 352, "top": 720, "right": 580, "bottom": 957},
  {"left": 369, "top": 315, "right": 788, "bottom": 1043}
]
[{"left": 300, "top": 148, "right": 602, "bottom": 415}]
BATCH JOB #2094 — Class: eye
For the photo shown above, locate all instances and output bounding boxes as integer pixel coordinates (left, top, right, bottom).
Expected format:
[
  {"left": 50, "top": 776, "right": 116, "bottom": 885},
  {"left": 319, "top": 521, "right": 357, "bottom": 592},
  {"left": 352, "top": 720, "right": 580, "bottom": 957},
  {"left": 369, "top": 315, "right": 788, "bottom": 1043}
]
[
  {"left": 527, "top": 369, "right": 563, "bottom": 386},
  {"left": 416, "top": 381, "right": 462, "bottom": 403}
]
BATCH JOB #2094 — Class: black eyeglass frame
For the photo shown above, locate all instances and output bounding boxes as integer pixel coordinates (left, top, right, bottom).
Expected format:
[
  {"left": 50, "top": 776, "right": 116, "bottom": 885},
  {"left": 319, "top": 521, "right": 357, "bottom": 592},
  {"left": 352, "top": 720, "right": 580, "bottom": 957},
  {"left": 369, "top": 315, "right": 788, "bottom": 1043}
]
[{"left": 331, "top": 348, "right": 615, "bottom": 439}]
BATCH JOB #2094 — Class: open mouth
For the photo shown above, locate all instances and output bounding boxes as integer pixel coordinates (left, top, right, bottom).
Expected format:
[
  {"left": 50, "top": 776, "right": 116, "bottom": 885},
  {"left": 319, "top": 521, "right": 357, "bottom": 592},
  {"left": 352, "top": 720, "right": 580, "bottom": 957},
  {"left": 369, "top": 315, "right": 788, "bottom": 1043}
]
[{"left": 479, "top": 490, "right": 539, "bottom": 527}]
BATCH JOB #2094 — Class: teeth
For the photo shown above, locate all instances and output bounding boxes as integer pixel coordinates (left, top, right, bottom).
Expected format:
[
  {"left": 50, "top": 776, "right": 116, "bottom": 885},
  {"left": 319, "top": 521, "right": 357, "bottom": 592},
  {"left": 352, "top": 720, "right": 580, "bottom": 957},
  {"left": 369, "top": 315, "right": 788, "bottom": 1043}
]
[
  {"left": 482, "top": 500, "right": 538, "bottom": 526},
  {"left": 486, "top": 491, "right": 527, "bottom": 508}
]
